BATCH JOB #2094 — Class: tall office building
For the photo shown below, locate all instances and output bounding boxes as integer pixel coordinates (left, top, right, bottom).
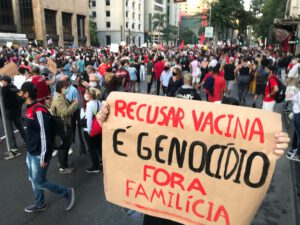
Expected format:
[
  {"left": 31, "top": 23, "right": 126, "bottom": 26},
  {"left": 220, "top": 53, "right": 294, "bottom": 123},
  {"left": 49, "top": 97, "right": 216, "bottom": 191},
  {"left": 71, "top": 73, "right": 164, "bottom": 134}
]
[
  {"left": 0, "top": 0, "right": 90, "bottom": 47},
  {"left": 91, "top": 0, "right": 145, "bottom": 46}
]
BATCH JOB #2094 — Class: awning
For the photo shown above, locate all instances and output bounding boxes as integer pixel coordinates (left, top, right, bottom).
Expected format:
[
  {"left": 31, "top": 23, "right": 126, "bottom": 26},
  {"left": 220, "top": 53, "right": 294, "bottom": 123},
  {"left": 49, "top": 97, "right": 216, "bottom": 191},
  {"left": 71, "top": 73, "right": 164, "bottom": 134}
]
[{"left": 0, "top": 33, "right": 28, "bottom": 46}]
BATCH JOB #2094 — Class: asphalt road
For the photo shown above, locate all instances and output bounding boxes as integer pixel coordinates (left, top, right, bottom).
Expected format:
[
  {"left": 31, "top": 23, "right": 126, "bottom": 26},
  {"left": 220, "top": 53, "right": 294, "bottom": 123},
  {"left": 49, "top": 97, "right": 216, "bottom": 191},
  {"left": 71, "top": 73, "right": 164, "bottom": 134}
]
[{"left": 0, "top": 81, "right": 299, "bottom": 225}]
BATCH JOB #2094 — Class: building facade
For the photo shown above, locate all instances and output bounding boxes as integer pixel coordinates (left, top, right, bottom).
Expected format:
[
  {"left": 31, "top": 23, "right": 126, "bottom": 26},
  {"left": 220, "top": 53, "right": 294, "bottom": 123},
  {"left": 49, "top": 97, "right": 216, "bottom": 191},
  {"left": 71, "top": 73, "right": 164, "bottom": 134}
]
[
  {"left": 91, "top": 0, "right": 144, "bottom": 46},
  {"left": 0, "top": 0, "right": 90, "bottom": 47}
]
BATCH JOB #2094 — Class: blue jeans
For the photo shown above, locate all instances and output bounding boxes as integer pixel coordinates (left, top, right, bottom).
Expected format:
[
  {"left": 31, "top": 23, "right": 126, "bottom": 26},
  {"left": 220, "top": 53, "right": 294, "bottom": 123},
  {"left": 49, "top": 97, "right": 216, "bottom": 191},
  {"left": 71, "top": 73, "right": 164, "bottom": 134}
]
[
  {"left": 294, "top": 113, "right": 300, "bottom": 156},
  {"left": 26, "top": 153, "right": 69, "bottom": 207}
]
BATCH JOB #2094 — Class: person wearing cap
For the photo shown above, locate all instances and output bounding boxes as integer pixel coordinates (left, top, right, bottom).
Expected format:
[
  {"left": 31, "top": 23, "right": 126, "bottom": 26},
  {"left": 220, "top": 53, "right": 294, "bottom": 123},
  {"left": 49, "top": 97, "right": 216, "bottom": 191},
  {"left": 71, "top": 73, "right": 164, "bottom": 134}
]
[
  {"left": 0, "top": 75, "right": 26, "bottom": 152},
  {"left": 20, "top": 81, "right": 75, "bottom": 213},
  {"left": 160, "top": 62, "right": 172, "bottom": 95}
]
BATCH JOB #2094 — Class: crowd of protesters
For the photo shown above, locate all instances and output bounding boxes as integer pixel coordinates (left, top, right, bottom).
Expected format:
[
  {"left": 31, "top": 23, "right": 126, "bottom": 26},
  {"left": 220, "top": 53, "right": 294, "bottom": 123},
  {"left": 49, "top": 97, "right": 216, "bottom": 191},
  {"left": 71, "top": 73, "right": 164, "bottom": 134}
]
[{"left": 0, "top": 43, "right": 295, "bottom": 223}]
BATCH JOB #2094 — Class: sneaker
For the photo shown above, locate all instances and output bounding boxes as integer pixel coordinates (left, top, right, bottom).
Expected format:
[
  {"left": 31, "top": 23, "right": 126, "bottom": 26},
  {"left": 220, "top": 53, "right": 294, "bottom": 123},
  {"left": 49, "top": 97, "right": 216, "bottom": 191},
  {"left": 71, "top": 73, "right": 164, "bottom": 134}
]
[
  {"left": 52, "top": 150, "right": 58, "bottom": 157},
  {"left": 25, "top": 203, "right": 48, "bottom": 213},
  {"left": 65, "top": 188, "right": 75, "bottom": 211},
  {"left": 59, "top": 167, "right": 76, "bottom": 174},
  {"left": 286, "top": 153, "right": 300, "bottom": 162},
  {"left": 11, "top": 148, "right": 19, "bottom": 153},
  {"left": 68, "top": 148, "right": 74, "bottom": 156},
  {"left": 286, "top": 149, "right": 298, "bottom": 157},
  {"left": 85, "top": 167, "right": 100, "bottom": 173}
]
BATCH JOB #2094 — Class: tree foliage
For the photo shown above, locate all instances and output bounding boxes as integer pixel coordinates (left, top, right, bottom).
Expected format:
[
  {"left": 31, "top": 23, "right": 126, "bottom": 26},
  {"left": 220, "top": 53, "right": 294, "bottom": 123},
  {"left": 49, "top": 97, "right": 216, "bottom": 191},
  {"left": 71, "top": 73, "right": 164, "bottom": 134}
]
[
  {"left": 179, "top": 28, "right": 197, "bottom": 44},
  {"left": 90, "top": 16, "right": 99, "bottom": 47},
  {"left": 253, "top": 0, "right": 287, "bottom": 43}
]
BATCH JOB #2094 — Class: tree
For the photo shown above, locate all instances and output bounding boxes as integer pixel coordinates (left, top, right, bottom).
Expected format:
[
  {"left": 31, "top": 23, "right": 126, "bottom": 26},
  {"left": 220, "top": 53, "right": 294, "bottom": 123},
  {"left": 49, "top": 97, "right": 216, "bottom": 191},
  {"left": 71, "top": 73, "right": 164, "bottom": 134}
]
[
  {"left": 251, "top": 0, "right": 264, "bottom": 16},
  {"left": 253, "top": 0, "right": 287, "bottom": 45},
  {"left": 152, "top": 13, "right": 167, "bottom": 43},
  {"left": 161, "top": 25, "right": 178, "bottom": 45},
  {"left": 179, "top": 28, "right": 197, "bottom": 44},
  {"left": 90, "top": 16, "right": 99, "bottom": 47}
]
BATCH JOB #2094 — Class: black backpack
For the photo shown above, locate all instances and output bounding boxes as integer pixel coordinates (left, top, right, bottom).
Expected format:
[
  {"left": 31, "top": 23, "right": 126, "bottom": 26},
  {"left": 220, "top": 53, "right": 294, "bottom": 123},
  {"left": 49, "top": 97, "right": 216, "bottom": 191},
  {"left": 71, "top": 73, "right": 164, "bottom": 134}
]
[
  {"left": 268, "top": 76, "right": 286, "bottom": 103},
  {"left": 33, "top": 104, "right": 68, "bottom": 149}
]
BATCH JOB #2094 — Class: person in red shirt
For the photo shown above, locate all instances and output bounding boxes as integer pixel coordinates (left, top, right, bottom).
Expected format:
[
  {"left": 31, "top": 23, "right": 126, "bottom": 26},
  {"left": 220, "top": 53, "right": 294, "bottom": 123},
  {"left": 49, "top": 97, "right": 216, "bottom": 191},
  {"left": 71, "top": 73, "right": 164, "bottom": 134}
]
[
  {"left": 153, "top": 56, "right": 165, "bottom": 95},
  {"left": 29, "top": 67, "right": 51, "bottom": 105},
  {"left": 262, "top": 65, "right": 279, "bottom": 112},
  {"left": 207, "top": 66, "right": 226, "bottom": 103},
  {"left": 98, "top": 58, "right": 110, "bottom": 77}
]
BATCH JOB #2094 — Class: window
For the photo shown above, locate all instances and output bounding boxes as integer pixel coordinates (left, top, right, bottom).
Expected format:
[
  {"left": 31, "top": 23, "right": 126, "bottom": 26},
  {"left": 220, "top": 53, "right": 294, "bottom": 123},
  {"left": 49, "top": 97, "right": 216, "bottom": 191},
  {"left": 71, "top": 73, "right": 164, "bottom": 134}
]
[
  {"left": 106, "top": 22, "right": 111, "bottom": 28},
  {"left": 138, "top": 24, "right": 141, "bottom": 30},
  {"left": 126, "top": 0, "right": 128, "bottom": 7},
  {"left": 154, "top": 5, "right": 163, "bottom": 12},
  {"left": 62, "top": 12, "right": 72, "bottom": 35},
  {"left": 132, "top": 23, "right": 135, "bottom": 29},
  {"left": 92, "top": 1, "right": 96, "bottom": 7},
  {"left": 92, "top": 11, "right": 96, "bottom": 17},
  {"left": 45, "top": 9, "right": 57, "bottom": 35},
  {"left": 138, "top": 14, "right": 141, "bottom": 20},
  {"left": 132, "top": 2, "right": 135, "bottom": 8},
  {"left": 0, "top": 0, "right": 14, "bottom": 26},
  {"left": 132, "top": 13, "right": 135, "bottom": 19},
  {"left": 77, "top": 15, "right": 86, "bottom": 43},
  {"left": 106, "top": 35, "right": 111, "bottom": 45},
  {"left": 126, "top": 22, "right": 128, "bottom": 28},
  {"left": 155, "top": 0, "right": 163, "bottom": 4},
  {"left": 138, "top": 4, "right": 141, "bottom": 11},
  {"left": 19, "top": 0, "right": 35, "bottom": 34},
  {"left": 106, "top": 11, "right": 110, "bottom": 17},
  {"left": 105, "top": 0, "right": 110, "bottom": 6},
  {"left": 126, "top": 11, "right": 128, "bottom": 17}
]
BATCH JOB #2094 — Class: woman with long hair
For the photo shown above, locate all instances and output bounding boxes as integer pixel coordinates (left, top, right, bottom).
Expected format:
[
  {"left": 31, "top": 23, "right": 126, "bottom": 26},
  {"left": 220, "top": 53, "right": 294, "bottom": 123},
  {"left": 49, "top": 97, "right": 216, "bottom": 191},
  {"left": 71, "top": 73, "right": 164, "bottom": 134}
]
[
  {"left": 166, "top": 67, "right": 183, "bottom": 97},
  {"left": 83, "top": 87, "right": 102, "bottom": 173}
]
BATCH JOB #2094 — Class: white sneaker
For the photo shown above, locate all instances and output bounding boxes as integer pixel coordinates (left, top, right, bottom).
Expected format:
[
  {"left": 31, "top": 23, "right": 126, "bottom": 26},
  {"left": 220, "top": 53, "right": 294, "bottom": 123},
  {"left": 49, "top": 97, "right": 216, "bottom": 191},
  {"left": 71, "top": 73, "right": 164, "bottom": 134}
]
[
  {"left": 286, "top": 153, "right": 300, "bottom": 162},
  {"left": 52, "top": 150, "right": 58, "bottom": 157},
  {"left": 68, "top": 148, "right": 74, "bottom": 156},
  {"left": 286, "top": 149, "right": 298, "bottom": 157}
]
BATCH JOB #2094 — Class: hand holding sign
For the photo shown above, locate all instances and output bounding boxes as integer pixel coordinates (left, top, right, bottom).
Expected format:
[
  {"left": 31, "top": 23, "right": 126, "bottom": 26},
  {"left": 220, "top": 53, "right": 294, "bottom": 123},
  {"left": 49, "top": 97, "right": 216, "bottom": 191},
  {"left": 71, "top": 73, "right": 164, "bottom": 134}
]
[{"left": 102, "top": 92, "right": 289, "bottom": 225}]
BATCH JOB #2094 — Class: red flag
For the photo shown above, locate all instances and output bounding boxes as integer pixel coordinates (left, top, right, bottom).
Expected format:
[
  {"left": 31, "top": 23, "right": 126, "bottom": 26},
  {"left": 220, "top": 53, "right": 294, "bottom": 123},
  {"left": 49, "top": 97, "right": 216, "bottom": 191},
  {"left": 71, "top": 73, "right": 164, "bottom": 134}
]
[
  {"left": 200, "top": 34, "right": 205, "bottom": 44},
  {"left": 179, "top": 40, "right": 184, "bottom": 49}
]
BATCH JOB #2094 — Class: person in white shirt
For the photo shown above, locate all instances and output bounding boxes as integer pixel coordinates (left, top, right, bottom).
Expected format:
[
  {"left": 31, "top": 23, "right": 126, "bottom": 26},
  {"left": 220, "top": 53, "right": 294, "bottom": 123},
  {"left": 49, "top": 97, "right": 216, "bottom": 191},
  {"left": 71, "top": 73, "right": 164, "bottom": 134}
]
[
  {"left": 160, "top": 62, "right": 172, "bottom": 95},
  {"left": 83, "top": 87, "right": 102, "bottom": 173},
  {"left": 287, "top": 82, "right": 300, "bottom": 162}
]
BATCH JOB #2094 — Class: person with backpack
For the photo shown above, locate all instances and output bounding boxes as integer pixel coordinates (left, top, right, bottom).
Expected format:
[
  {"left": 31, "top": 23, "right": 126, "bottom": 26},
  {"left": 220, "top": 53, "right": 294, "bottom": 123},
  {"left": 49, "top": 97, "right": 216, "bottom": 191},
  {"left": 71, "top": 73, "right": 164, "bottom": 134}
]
[
  {"left": 50, "top": 80, "right": 79, "bottom": 174},
  {"left": 252, "top": 58, "right": 270, "bottom": 108},
  {"left": 83, "top": 87, "right": 102, "bottom": 173},
  {"left": 20, "top": 82, "right": 75, "bottom": 213},
  {"left": 234, "top": 58, "right": 253, "bottom": 105},
  {"left": 262, "top": 65, "right": 280, "bottom": 112}
]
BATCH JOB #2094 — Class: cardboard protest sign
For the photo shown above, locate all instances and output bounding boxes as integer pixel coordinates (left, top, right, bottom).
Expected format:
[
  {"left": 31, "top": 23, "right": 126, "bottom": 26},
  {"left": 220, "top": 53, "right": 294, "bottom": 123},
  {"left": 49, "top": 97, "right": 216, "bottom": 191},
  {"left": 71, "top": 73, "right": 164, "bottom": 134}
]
[
  {"left": 0, "top": 62, "right": 18, "bottom": 77},
  {"left": 110, "top": 43, "right": 119, "bottom": 53},
  {"left": 47, "top": 58, "right": 57, "bottom": 74},
  {"left": 103, "top": 92, "right": 282, "bottom": 225}
]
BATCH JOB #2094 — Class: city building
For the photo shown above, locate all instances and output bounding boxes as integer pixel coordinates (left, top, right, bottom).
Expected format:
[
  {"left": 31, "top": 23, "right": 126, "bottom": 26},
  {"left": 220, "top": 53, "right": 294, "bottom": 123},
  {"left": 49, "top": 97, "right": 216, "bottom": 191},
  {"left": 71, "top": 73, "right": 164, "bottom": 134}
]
[
  {"left": 0, "top": 0, "right": 90, "bottom": 47},
  {"left": 274, "top": 0, "right": 300, "bottom": 54},
  {"left": 91, "top": 0, "right": 144, "bottom": 46},
  {"left": 144, "top": 0, "right": 167, "bottom": 44}
]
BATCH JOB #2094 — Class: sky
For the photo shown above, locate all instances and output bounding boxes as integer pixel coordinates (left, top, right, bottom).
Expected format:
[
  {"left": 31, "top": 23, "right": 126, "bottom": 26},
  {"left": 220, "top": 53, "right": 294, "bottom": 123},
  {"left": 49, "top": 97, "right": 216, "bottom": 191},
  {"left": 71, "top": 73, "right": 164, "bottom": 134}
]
[{"left": 186, "top": 0, "right": 252, "bottom": 11}]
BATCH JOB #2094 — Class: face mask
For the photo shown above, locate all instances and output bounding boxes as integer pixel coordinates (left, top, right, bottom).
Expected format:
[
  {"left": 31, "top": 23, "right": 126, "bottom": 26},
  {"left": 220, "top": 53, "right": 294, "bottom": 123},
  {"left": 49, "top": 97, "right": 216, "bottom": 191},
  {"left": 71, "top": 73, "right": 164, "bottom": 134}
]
[
  {"left": 164, "top": 67, "right": 169, "bottom": 71},
  {"left": 89, "top": 82, "right": 97, "bottom": 88},
  {"left": 84, "top": 94, "right": 90, "bottom": 101},
  {"left": 172, "top": 72, "right": 177, "bottom": 76},
  {"left": 63, "top": 87, "right": 69, "bottom": 95}
]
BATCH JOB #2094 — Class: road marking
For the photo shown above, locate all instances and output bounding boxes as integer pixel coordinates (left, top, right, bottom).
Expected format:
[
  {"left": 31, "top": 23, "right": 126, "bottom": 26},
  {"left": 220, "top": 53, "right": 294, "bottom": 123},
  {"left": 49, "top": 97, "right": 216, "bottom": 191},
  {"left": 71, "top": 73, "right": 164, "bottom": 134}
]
[{"left": 0, "top": 127, "right": 27, "bottom": 140}]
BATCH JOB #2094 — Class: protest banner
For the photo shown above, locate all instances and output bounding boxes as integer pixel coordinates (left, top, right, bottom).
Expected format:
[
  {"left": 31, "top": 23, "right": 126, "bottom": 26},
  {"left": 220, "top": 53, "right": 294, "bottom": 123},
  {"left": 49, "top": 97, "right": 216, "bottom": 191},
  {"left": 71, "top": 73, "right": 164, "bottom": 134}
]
[
  {"left": 47, "top": 58, "right": 58, "bottom": 74},
  {"left": 110, "top": 43, "right": 119, "bottom": 53},
  {"left": 0, "top": 62, "right": 18, "bottom": 77},
  {"left": 103, "top": 92, "right": 282, "bottom": 225}
]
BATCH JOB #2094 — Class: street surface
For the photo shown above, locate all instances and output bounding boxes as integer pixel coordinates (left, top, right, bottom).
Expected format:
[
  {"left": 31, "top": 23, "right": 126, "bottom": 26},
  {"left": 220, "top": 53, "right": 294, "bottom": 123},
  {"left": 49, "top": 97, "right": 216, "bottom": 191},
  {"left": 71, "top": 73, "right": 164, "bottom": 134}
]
[{"left": 0, "top": 82, "right": 299, "bottom": 225}]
